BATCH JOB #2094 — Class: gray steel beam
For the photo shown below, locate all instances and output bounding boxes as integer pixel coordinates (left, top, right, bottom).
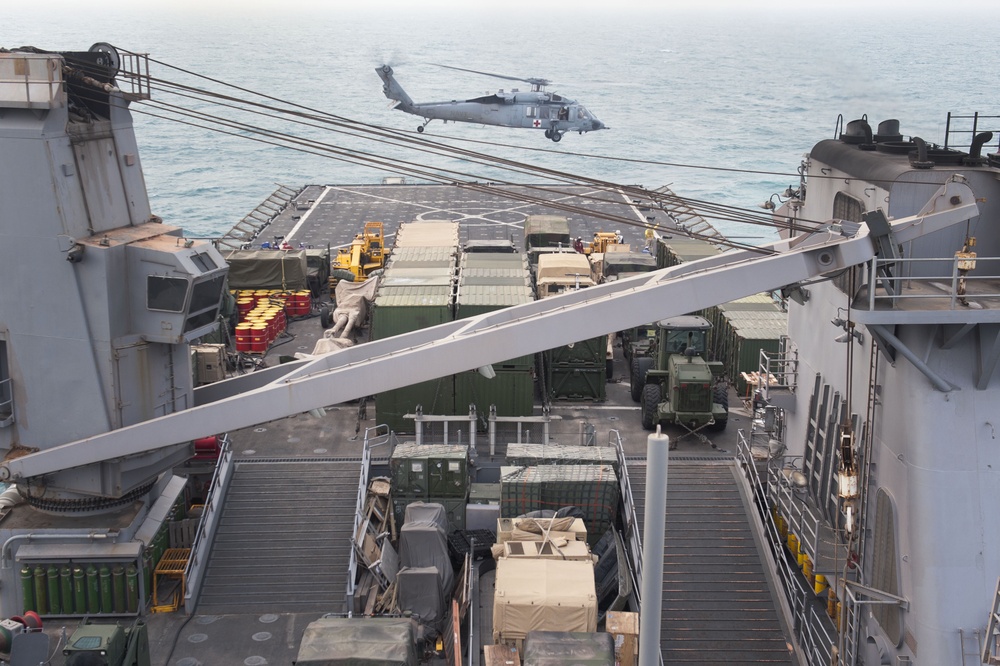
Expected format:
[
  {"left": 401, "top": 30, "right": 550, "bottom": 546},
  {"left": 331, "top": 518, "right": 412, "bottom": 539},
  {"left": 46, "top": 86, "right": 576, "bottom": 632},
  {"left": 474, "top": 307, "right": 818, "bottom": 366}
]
[{"left": 0, "top": 182, "right": 978, "bottom": 484}]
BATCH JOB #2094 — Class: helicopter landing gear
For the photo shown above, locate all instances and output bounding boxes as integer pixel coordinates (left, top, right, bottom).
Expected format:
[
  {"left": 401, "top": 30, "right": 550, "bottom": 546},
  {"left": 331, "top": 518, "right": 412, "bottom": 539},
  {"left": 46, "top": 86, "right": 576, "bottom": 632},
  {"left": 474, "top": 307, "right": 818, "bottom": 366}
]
[
  {"left": 550, "top": 131, "right": 563, "bottom": 142},
  {"left": 544, "top": 129, "right": 553, "bottom": 139},
  {"left": 417, "top": 118, "right": 431, "bottom": 133}
]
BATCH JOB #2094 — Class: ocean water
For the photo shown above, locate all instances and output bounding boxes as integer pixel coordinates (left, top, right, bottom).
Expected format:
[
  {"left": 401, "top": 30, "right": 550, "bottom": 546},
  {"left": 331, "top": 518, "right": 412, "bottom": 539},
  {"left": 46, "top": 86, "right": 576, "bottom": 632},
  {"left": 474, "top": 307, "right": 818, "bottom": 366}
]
[{"left": 8, "top": 6, "right": 1000, "bottom": 241}]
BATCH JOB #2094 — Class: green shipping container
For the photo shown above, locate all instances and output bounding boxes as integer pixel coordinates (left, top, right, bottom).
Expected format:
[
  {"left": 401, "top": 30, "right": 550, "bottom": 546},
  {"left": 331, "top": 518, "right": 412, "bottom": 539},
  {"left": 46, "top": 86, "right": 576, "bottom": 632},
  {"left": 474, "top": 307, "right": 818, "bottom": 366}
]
[
  {"left": 500, "top": 464, "right": 619, "bottom": 545},
  {"left": 376, "top": 379, "right": 455, "bottom": 435},
  {"left": 546, "top": 364, "right": 606, "bottom": 401},
  {"left": 372, "top": 285, "right": 453, "bottom": 339},
  {"left": 469, "top": 483, "right": 501, "bottom": 505},
  {"left": 460, "top": 252, "right": 529, "bottom": 270},
  {"left": 387, "top": 245, "right": 458, "bottom": 268},
  {"left": 455, "top": 283, "right": 535, "bottom": 368},
  {"left": 545, "top": 336, "right": 606, "bottom": 366},
  {"left": 379, "top": 267, "right": 455, "bottom": 289},
  {"left": 391, "top": 443, "right": 469, "bottom": 498},
  {"left": 454, "top": 368, "right": 534, "bottom": 423}
]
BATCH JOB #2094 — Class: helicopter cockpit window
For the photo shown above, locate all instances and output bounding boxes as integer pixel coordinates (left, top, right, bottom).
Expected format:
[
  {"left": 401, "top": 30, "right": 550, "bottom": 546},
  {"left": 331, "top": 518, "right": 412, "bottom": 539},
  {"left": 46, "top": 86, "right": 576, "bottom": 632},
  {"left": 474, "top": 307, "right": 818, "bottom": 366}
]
[{"left": 577, "top": 108, "right": 590, "bottom": 120}]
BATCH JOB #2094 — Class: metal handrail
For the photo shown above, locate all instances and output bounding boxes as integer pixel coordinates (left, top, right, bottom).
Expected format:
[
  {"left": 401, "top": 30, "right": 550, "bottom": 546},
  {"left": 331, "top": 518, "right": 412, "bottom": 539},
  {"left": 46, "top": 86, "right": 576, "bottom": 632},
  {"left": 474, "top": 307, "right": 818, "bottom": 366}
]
[
  {"left": 737, "top": 431, "right": 837, "bottom": 665},
  {"left": 346, "top": 424, "right": 391, "bottom": 612},
  {"left": 866, "top": 254, "right": 1000, "bottom": 310},
  {"left": 612, "top": 429, "right": 644, "bottom": 596},
  {"left": 758, "top": 348, "right": 799, "bottom": 398},
  {"left": 116, "top": 50, "right": 152, "bottom": 100},
  {"left": 183, "top": 434, "right": 234, "bottom": 613}
]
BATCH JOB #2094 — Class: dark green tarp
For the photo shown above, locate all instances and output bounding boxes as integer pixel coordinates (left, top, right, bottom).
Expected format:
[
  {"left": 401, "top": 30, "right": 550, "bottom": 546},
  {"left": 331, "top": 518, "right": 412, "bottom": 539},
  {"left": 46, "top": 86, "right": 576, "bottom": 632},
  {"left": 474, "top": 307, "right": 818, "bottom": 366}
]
[{"left": 224, "top": 249, "right": 308, "bottom": 290}]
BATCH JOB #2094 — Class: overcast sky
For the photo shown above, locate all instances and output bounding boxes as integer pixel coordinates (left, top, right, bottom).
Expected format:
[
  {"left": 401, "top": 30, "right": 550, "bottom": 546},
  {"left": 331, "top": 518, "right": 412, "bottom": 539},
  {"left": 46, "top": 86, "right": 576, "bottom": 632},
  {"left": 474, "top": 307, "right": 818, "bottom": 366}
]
[{"left": 15, "top": 0, "right": 1000, "bottom": 12}]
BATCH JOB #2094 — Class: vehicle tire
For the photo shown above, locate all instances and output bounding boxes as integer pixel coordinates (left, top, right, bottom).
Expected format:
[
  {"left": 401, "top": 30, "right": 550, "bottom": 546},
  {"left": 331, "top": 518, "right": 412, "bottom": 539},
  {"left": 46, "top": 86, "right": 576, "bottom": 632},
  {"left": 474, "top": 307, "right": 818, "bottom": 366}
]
[
  {"left": 641, "top": 383, "right": 661, "bottom": 431},
  {"left": 709, "top": 384, "right": 729, "bottom": 431},
  {"left": 551, "top": 132, "right": 562, "bottom": 142},
  {"left": 630, "top": 357, "right": 653, "bottom": 402},
  {"left": 417, "top": 125, "right": 424, "bottom": 133},
  {"left": 320, "top": 305, "right": 332, "bottom": 329},
  {"left": 544, "top": 129, "right": 553, "bottom": 139}
]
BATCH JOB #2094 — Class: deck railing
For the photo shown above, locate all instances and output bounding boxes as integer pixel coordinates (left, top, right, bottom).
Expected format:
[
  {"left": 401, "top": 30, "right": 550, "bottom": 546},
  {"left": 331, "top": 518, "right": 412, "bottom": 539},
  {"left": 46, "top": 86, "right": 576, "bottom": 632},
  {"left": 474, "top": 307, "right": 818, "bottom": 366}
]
[
  {"left": 736, "top": 430, "right": 842, "bottom": 666},
  {"left": 864, "top": 254, "right": 1000, "bottom": 311},
  {"left": 183, "top": 433, "right": 234, "bottom": 614},
  {"left": 612, "top": 430, "right": 644, "bottom": 598},
  {"left": 346, "top": 424, "right": 391, "bottom": 614}
]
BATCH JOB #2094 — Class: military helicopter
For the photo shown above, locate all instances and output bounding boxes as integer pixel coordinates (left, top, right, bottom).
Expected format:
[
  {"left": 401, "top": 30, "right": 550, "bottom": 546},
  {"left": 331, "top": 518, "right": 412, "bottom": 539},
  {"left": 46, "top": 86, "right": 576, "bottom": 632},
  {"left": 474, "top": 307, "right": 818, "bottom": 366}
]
[{"left": 376, "top": 64, "right": 607, "bottom": 142}]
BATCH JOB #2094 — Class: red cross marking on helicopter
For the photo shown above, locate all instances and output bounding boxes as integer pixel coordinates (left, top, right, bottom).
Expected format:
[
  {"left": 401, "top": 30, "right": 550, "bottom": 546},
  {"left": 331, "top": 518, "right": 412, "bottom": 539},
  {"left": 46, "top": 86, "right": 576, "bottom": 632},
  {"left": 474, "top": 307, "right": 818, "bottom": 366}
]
[{"left": 533, "top": 119, "right": 541, "bottom": 127}]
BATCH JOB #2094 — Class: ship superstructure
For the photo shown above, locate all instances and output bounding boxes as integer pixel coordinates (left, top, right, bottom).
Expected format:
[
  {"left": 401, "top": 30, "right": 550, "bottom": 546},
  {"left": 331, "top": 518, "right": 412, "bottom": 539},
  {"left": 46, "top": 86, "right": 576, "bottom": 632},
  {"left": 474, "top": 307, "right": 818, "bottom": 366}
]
[{"left": 740, "top": 117, "right": 1000, "bottom": 665}]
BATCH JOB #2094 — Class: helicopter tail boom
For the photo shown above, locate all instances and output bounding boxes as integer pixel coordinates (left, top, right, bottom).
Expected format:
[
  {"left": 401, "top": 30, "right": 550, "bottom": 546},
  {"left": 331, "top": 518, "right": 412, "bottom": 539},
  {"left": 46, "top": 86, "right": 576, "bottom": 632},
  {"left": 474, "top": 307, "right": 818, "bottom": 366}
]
[{"left": 376, "top": 65, "right": 415, "bottom": 111}]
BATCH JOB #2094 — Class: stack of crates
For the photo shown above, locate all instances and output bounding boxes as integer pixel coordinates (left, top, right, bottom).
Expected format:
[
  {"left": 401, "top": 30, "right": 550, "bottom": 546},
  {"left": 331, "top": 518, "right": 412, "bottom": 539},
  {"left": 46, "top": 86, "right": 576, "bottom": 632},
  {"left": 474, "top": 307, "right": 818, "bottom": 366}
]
[
  {"left": 390, "top": 442, "right": 469, "bottom": 533},
  {"left": 543, "top": 334, "right": 608, "bottom": 401},
  {"left": 372, "top": 222, "right": 460, "bottom": 434},
  {"left": 654, "top": 234, "right": 787, "bottom": 394},
  {"left": 506, "top": 443, "right": 619, "bottom": 475},
  {"left": 706, "top": 295, "right": 787, "bottom": 396},
  {"left": 499, "top": 464, "right": 619, "bottom": 545},
  {"left": 455, "top": 252, "right": 535, "bottom": 422}
]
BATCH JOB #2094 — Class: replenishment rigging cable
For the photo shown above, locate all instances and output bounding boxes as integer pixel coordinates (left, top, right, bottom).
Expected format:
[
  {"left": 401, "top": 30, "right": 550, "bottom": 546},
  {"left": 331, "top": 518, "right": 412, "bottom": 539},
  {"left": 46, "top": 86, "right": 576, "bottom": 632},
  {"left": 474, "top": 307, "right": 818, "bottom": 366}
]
[{"left": 101, "top": 48, "right": 837, "bottom": 251}]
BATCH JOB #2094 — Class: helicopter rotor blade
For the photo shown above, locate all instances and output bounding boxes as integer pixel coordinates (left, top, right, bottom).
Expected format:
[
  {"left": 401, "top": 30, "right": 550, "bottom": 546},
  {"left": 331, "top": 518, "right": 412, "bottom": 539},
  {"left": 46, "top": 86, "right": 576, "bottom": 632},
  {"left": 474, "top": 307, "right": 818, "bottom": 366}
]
[{"left": 431, "top": 63, "right": 551, "bottom": 88}]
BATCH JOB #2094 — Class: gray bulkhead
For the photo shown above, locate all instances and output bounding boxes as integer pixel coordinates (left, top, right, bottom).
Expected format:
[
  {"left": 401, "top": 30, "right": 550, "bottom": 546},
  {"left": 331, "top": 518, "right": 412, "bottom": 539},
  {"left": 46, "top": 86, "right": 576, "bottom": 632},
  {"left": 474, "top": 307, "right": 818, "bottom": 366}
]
[{"left": 780, "top": 136, "right": 1000, "bottom": 664}]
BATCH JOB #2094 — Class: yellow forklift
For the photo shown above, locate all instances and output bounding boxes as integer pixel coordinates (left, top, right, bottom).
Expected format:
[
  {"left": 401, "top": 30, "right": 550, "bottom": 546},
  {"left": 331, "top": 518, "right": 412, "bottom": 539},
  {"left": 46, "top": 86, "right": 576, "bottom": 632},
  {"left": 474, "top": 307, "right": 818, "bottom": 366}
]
[{"left": 330, "top": 221, "right": 388, "bottom": 290}]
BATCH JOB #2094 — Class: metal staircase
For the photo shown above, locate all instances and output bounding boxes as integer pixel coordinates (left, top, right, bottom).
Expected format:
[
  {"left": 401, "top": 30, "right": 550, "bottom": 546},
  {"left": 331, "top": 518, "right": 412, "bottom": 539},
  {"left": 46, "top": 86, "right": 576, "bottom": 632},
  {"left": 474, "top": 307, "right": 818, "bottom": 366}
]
[
  {"left": 630, "top": 459, "right": 793, "bottom": 664},
  {"left": 195, "top": 458, "right": 361, "bottom": 614}
]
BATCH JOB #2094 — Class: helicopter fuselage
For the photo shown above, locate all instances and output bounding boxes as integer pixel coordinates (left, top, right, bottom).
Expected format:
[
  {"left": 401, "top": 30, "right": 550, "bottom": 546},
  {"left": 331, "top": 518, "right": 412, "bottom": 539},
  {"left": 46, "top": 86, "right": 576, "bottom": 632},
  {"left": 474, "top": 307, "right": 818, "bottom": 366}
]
[
  {"left": 377, "top": 65, "right": 606, "bottom": 141},
  {"left": 408, "top": 91, "right": 603, "bottom": 132}
]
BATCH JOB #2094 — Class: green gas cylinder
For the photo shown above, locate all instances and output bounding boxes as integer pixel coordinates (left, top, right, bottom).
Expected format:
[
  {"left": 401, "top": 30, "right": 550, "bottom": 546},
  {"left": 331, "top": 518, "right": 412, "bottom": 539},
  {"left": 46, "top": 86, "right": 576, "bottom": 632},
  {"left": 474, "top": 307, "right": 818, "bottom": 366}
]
[
  {"left": 111, "top": 564, "right": 126, "bottom": 613},
  {"left": 33, "top": 566, "right": 47, "bottom": 615},
  {"left": 99, "top": 565, "right": 112, "bottom": 614},
  {"left": 126, "top": 564, "right": 139, "bottom": 613},
  {"left": 46, "top": 566, "right": 60, "bottom": 615},
  {"left": 85, "top": 565, "right": 99, "bottom": 614},
  {"left": 19, "top": 566, "right": 34, "bottom": 614},
  {"left": 60, "top": 567, "right": 72, "bottom": 615},
  {"left": 72, "top": 567, "right": 86, "bottom": 615}
]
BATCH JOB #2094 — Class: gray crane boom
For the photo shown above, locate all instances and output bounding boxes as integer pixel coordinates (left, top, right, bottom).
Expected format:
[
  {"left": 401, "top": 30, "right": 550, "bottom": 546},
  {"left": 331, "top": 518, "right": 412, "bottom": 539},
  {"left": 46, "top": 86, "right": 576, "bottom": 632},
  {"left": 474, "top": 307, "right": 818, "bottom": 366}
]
[{"left": 0, "top": 180, "right": 977, "bottom": 484}]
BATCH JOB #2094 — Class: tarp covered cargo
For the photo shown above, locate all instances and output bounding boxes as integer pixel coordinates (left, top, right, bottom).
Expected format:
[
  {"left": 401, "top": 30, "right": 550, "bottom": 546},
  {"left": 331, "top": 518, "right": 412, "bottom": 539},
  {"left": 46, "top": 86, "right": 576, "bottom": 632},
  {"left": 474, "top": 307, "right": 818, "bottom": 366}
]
[
  {"left": 396, "top": 566, "right": 445, "bottom": 628},
  {"left": 294, "top": 616, "right": 417, "bottom": 666},
  {"left": 522, "top": 630, "right": 615, "bottom": 666},
  {"left": 492, "top": 558, "right": 597, "bottom": 644},
  {"left": 399, "top": 502, "right": 455, "bottom": 597},
  {"left": 311, "top": 277, "right": 378, "bottom": 354},
  {"left": 305, "top": 248, "right": 331, "bottom": 294},
  {"left": 225, "top": 249, "right": 308, "bottom": 290}
]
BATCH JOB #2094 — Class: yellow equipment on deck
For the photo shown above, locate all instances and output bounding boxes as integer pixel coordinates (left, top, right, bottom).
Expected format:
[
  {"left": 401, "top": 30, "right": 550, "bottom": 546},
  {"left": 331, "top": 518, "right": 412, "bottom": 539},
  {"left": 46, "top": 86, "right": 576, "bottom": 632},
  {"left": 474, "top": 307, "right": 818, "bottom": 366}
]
[
  {"left": 583, "top": 231, "right": 622, "bottom": 255},
  {"left": 330, "top": 221, "right": 388, "bottom": 290}
]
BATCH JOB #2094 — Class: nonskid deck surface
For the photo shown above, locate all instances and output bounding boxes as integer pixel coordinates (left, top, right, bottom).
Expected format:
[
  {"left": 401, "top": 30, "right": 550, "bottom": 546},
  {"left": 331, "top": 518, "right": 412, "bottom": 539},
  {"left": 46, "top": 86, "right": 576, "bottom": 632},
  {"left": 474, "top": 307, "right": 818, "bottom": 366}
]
[
  {"left": 143, "top": 182, "right": 789, "bottom": 663},
  {"left": 256, "top": 183, "right": 653, "bottom": 251},
  {"left": 146, "top": 340, "right": 781, "bottom": 665}
]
